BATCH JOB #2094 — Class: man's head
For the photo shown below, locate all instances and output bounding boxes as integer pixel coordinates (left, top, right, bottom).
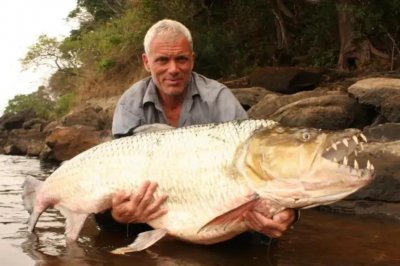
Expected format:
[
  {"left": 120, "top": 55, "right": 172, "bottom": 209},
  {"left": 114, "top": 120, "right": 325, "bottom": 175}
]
[{"left": 142, "top": 19, "right": 195, "bottom": 100}]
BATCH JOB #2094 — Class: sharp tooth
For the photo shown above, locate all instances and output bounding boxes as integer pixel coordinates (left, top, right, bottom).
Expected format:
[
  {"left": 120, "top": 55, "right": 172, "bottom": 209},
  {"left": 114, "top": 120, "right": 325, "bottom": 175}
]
[
  {"left": 360, "top": 133, "right": 368, "bottom": 143},
  {"left": 333, "top": 157, "right": 338, "bottom": 163},
  {"left": 371, "top": 164, "right": 375, "bottom": 171},
  {"left": 332, "top": 143, "right": 338, "bottom": 150},
  {"left": 354, "top": 150, "right": 358, "bottom": 156},
  {"left": 360, "top": 143, "right": 364, "bottom": 150},
  {"left": 343, "top": 139, "right": 349, "bottom": 147},
  {"left": 354, "top": 160, "right": 359, "bottom": 169},
  {"left": 367, "top": 160, "right": 371, "bottom": 169},
  {"left": 343, "top": 156, "right": 348, "bottom": 166},
  {"left": 352, "top": 136, "right": 359, "bottom": 144}
]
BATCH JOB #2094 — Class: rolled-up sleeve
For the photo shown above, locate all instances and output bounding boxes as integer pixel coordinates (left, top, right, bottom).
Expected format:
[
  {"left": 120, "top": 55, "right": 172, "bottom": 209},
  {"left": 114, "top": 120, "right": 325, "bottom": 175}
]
[
  {"left": 214, "top": 87, "right": 248, "bottom": 121},
  {"left": 112, "top": 103, "right": 142, "bottom": 137}
]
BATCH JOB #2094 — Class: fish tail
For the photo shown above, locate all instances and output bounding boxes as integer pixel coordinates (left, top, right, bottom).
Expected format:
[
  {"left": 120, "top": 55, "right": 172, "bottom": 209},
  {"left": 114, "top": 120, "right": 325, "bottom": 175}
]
[{"left": 22, "top": 176, "right": 44, "bottom": 232}]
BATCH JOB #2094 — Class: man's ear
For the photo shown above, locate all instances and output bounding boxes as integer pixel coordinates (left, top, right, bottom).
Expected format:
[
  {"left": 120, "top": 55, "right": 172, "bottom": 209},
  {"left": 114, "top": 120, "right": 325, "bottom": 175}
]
[{"left": 142, "top": 53, "right": 151, "bottom": 72}]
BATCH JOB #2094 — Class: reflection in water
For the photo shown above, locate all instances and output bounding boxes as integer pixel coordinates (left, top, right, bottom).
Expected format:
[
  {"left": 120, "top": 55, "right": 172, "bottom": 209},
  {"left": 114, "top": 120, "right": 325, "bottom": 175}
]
[{"left": 1, "top": 154, "right": 400, "bottom": 265}]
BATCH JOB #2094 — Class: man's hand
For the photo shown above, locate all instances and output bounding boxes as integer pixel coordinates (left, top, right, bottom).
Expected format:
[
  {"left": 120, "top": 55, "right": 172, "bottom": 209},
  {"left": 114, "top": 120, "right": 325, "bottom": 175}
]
[
  {"left": 111, "top": 181, "right": 168, "bottom": 224},
  {"left": 244, "top": 209, "right": 297, "bottom": 238}
]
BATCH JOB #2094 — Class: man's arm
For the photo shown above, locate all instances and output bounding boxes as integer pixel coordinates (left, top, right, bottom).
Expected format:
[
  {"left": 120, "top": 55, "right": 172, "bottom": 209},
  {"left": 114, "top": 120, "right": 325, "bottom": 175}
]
[
  {"left": 213, "top": 87, "right": 248, "bottom": 121},
  {"left": 112, "top": 99, "right": 143, "bottom": 137},
  {"left": 110, "top": 181, "right": 168, "bottom": 224},
  {"left": 95, "top": 181, "right": 168, "bottom": 235}
]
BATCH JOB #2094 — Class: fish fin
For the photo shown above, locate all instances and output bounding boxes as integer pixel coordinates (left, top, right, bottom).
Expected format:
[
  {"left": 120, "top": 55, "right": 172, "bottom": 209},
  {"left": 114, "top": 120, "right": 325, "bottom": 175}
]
[
  {"left": 22, "top": 176, "right": 45, "bottom": 232},
  {"left": 197, "top": 193, "right": 260, "bottom": 234},
  {"left": 111, "top": 228, "right": 168, "bottom": 254},
  {"left": 133, "top": 124, "right": 174, "bottom": 134},
  {"left": 58, "top": 207, "right": 89, "bottom": 241},
  {"left": 26, "top": 209, "right": 44, "bottom": 232},
  {"left": 22, "top": 176, "right": 43, "bottom": 214}
]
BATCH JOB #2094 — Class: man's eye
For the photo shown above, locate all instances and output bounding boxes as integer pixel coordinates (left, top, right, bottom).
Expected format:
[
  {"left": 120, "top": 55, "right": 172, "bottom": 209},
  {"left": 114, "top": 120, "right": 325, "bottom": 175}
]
[
  {"left": 156, "top": 58, "right": 168, "bottom": 63},
  {"left": 176, "top": 57, "right": 188, "bottom": 63}
]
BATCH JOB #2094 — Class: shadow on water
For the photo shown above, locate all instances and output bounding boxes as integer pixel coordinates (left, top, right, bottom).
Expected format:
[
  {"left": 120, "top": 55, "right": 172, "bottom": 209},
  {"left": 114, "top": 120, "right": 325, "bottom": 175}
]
[{"left": 1, "top": 155, "right": 400, "bottom": 265}]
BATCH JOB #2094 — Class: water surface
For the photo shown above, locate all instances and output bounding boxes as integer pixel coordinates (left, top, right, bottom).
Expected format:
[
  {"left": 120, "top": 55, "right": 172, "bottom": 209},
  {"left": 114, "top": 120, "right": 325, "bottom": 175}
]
[{"left": 1, "top": 155, "right": 399, "bottom": 265}]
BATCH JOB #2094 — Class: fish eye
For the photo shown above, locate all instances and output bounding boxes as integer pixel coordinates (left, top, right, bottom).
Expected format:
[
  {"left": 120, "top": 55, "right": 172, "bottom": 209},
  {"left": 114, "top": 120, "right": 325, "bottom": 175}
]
[{"left": 302, "top": 131, "right": 311, "bottom": 141}]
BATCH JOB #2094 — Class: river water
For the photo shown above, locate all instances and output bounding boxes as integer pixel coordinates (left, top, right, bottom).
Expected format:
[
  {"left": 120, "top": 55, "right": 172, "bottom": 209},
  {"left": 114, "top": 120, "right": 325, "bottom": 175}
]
[{"left": 1, "top": 154, "right": 399, "bottom": 266}]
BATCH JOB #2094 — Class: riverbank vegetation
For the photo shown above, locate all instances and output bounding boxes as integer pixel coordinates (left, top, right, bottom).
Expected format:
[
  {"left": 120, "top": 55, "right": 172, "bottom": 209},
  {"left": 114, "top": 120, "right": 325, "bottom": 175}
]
[{"left": 5, "top": 0, "right": 400, "bottom": 119}]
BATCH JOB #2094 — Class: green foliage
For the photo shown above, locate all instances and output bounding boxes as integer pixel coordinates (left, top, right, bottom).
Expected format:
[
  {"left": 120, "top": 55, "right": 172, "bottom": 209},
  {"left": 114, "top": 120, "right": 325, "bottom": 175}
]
[
  {"left": 54, "top": 92, "right": 75, "bottom": 117},
  {"left": 23, "top": 0, "right": 400, "bottom": 103},
  {"left": 353, "top": 0, "right": 400, "bottom": 37},
  {"left": 294, "top": 1, "right": 339, "bottom": 67},
  {"left": 21, "top": 35, "right": 61, "bottom": 70},
  {"left": 22, "top": 34, "right": 80, "bottom": 73},
  {"left": 69, "top": 0, "right": 129, "bottom": 23},
  {"left": 96, "top": 58, "right": 116, "bottom": 72},
  {"left": 5, "top": 92, "right": 54, "bottom": 119},
  {"left": 5, "top": 88, "right": 76, "bottom": 119}
]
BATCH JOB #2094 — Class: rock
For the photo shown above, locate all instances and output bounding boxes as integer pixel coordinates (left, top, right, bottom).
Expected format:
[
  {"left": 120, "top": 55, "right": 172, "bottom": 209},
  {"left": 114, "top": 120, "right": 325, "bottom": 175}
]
[
  {"left": 4, "top": 128, "right": 45, "bottom": 156},
  {"left": 247, "top": 67, "right": 324, "bottom": 93},
  {"left": 348, "top": 78, "right": 400, "bottom": 122},
  {"left": 363, "top": 123, "right": 400, "bottom": 142},
  {"left": 222, "top": 76, "right": 250, "bottom": 88},
  {"left": 319, "top": 140, "right": 400, "bottom": 218},
  {"left": 0, "top": 131, "right": 7, "bottom": 154},
  {"left": 22, "top": 118, "right": 48, "bottom": 130},
  {"left": 4, "top": 144, "right": 23, "bottom": 155},
  {"left": 348, "top": 140, "right": 400, "bottom": 202},
  {"left": 231, "top": 87, "right": 272, "bottom": 110},
  {"left": 248, "top": 90, "right": 374, "bottom": 130},
  {"left": 318, "top": 200, "right": 400, "bottom": 219},
  {"left": 0, "top": 110, "right": 36, "bottom": 131},
  {"left": 45, "top": 125, "right": 112, "bottom": 162},
  {"left": 43, "top": 120, "right": 62, "bottom": 134},
  {"left": 62, "top": 107, "right": 106, "bottom": 130}
]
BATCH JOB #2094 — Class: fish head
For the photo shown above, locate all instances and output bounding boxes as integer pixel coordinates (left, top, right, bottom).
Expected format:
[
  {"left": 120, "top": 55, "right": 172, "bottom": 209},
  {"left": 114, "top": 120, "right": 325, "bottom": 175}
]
[{"left": 237, "top": 125, "right": 375, "bottom": 209}]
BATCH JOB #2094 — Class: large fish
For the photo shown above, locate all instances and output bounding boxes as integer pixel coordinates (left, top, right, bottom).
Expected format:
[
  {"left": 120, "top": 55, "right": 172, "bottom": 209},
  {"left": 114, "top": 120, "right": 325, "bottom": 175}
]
[{"left": 22, "top": 119, "right": 374, "bottom": 254}]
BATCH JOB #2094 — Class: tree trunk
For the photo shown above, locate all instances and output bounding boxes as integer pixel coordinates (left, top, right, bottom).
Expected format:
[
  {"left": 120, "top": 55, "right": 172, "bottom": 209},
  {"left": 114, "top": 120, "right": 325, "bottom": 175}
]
[
  {"left": 336, "top": 0, "right": 390, "bottom": 71},
  {"left": 269, "top": 0, "right": 291, "bottom": 49},
  {"left": 336, "top": 0, "right": 358, "bottom": 71}
]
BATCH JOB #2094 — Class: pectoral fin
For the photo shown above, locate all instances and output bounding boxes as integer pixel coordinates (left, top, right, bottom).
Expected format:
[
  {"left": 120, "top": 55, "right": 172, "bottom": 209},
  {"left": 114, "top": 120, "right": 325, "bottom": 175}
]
[
  {"left": 57, "top": 206, "right": 88, "bottom": 242},
  {"left": 197, "top": 193, "right": 260, "bottom": 234},
  {"left": 111, "top": 228, "right": 168, "bottom": 254}
]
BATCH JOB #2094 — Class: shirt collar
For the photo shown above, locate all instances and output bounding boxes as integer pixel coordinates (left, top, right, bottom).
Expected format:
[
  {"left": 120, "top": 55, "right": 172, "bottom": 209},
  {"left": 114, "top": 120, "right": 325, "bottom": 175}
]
[
  {"left": 142, "top": 78, "right": 162, "bottom": 111},
  {"left": 142, "top": 74, "right": 200, "bottom": 109}
]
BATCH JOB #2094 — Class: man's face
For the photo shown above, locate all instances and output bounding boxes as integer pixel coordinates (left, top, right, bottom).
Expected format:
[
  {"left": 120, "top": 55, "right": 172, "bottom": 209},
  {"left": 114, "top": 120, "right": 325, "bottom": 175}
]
[{"left": 142, "top": 34, "right": 195, "bottom": 98}]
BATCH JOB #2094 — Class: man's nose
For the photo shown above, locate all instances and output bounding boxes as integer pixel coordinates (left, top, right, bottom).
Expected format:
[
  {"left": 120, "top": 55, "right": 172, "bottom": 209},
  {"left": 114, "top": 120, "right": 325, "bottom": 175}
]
[{"left": 167, "top": 60, "right": 179, "bottom": 74}]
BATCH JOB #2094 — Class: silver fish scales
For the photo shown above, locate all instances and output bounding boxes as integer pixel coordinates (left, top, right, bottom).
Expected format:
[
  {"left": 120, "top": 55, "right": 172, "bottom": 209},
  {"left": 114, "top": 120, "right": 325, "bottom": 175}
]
[{"left": 22, "top": 119, "right": 374, "bottom": 254}]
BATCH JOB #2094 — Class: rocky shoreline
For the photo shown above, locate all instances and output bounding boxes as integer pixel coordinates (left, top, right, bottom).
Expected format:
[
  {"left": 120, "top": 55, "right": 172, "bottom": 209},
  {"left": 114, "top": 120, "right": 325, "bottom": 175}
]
[{"left": 1, "top": 67, "right": 399, "bottom": 219}]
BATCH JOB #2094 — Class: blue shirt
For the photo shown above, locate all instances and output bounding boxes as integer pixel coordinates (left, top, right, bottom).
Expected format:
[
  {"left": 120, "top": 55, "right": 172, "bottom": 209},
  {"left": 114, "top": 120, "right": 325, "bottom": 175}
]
[{"left": 112, "top": 72, "right": 248, "bottom": 136}]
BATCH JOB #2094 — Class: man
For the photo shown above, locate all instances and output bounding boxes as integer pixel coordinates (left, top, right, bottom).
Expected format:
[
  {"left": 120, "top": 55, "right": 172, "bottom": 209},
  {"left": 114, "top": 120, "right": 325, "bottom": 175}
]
[{"left": 97, "top": 19, "right": 297, "bottom": 240}]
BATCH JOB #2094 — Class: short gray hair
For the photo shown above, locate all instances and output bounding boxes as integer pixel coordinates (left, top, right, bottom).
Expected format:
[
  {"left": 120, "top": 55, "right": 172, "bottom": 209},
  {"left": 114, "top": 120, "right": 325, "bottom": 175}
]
[{"left": 143, "top": 19, "right": 193, "bottom": 54}]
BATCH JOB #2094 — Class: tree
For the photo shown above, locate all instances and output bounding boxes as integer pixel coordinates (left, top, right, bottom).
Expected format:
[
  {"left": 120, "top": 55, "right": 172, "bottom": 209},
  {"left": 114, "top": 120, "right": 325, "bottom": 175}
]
[
  {"left": 21, "top": 35, "right": 80, "bottom": 75},
  {"left": 335, "top": 0, "right": 390, "bottom": 71},
  {"left": 5, "top": 87, "right": 54, "bottom": 119}
]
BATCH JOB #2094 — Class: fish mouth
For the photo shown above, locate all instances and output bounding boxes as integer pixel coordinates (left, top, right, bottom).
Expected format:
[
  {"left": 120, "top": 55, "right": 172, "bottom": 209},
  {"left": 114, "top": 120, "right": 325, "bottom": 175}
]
[{"left": 322, "top": 132, "right": 375, "bottom": 176}]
